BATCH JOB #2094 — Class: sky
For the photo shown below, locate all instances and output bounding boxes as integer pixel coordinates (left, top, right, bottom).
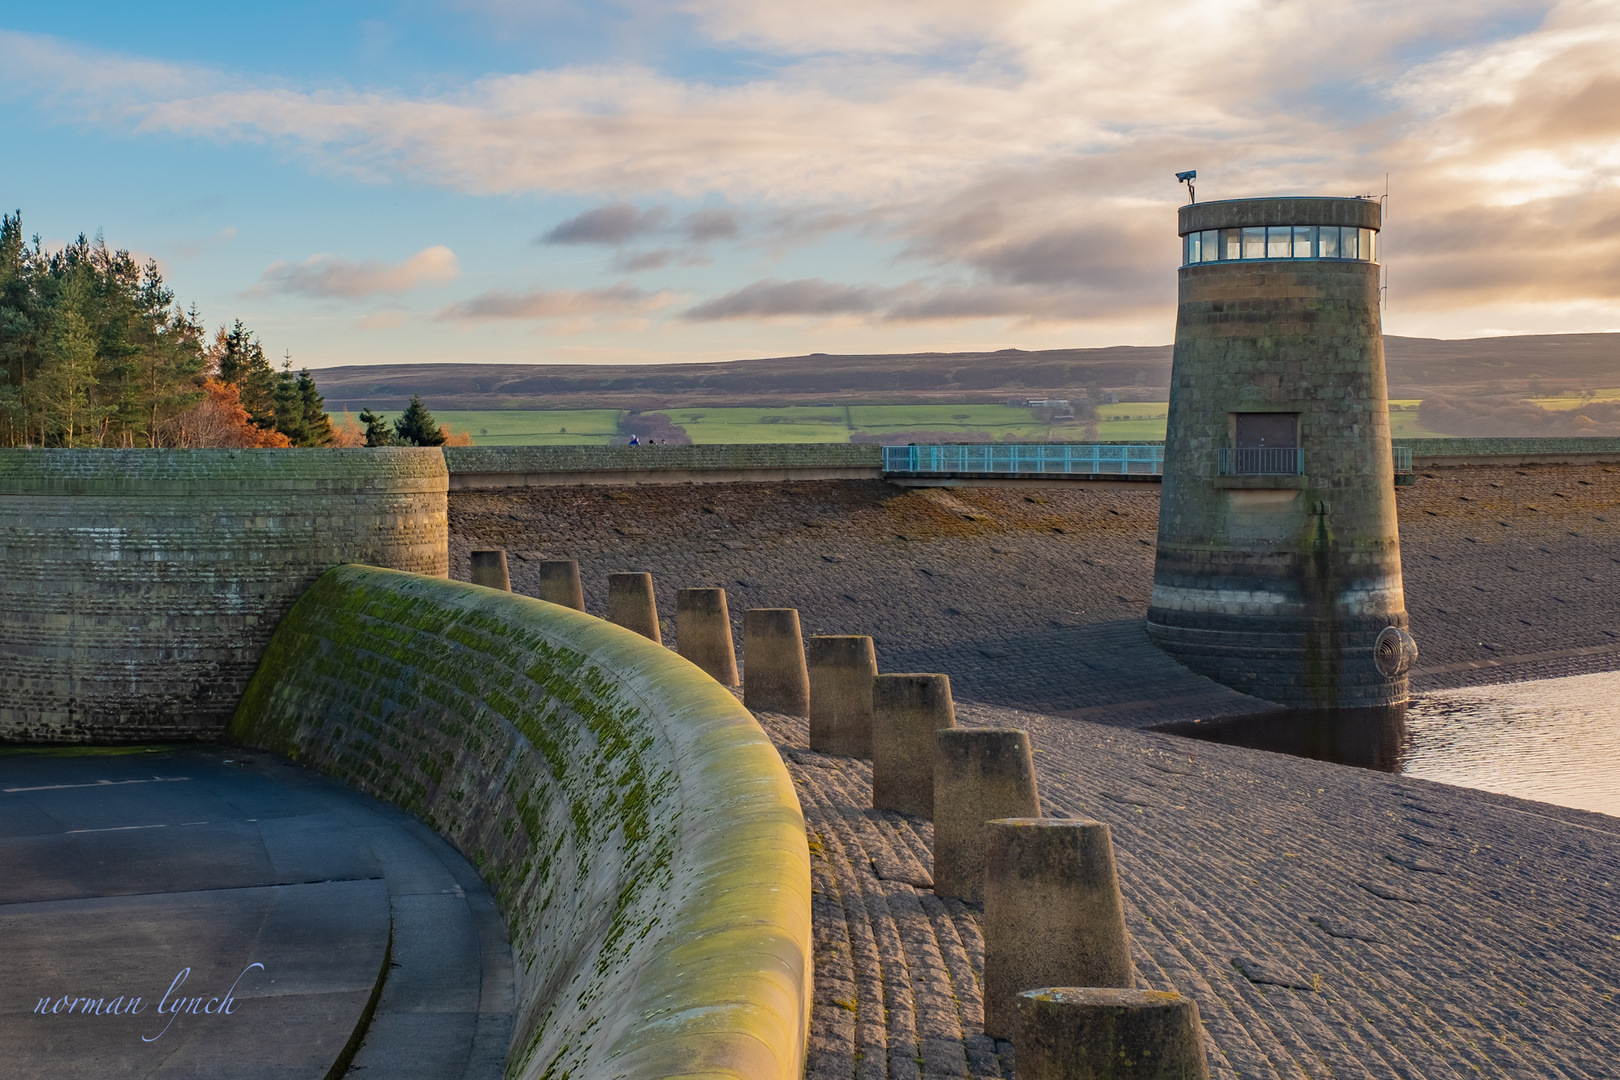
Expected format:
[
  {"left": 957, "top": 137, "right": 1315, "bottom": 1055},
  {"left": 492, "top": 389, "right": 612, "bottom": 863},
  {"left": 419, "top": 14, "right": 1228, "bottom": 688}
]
[{"left": 2, "top": 0, "right": 1618, "bottom": 369}]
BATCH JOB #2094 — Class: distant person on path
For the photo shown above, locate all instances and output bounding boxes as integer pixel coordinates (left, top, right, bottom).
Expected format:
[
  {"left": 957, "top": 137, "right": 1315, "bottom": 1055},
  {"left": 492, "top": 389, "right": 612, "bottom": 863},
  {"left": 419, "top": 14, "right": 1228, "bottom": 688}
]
[{"left": 628, "top": 434, "right": 639, "bottom": 446}]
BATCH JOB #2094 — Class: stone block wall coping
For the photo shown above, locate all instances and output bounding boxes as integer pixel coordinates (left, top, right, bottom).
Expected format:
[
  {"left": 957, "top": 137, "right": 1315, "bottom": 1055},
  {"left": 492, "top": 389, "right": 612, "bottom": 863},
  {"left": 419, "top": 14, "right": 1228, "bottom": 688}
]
[
  {"left": 1179, "top": 196, "right": 1381, "bottom": 235},
  {"left": 228, "top": 566, "right": 811, "bottom": 1080},
  {"left": 445, "top": 444, "right": 881, "bottom": 488},
  {"left": 0, "top": 446, "right": 448, "bottom": 496}
]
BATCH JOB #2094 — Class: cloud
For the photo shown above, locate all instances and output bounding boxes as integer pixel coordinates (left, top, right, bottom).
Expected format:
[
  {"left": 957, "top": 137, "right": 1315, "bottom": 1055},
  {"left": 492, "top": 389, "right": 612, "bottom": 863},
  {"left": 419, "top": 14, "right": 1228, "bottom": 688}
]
[
  {"left": 433, "top": 282, "right": 663, "bottom": 321},
  {"left": 680, "top": 274, "right": 1158, "bottom": 324},
  {"left": 614, "top": 249, "right": 675, "bottom": 272},
  {"left": 540, "top": 203, "right": 669, "bottom": 244},
  {"left": 684, "top": 278, "right": 895, "bottom": 319},
  {"left": 256, "top": 246, "right": 459, "bottom": 299},
  {"left": 683, "top": 208, "right": 742, "bottom": 242},
  {"left": 360, "top": 310, "right": 407, "bottom": 330},
  {"left": 9, "top": 2, "right": 1620, "bottom": 332},
  {"left": 172, "top": 225, "right": 238, "bottom": 260}
]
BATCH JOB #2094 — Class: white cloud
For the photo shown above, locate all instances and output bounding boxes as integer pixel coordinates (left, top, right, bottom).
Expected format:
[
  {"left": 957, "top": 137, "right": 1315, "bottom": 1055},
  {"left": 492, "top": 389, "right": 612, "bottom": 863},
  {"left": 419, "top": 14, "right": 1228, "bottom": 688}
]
[
  {"left": 7, "top": 1, "right": 1620, "bottom": 332},
  {"left": 255, "top": 246, "right": 460, "bottom": 299},
  {"left": 433, "top": 282, "right": 667, "bottom": 321}
]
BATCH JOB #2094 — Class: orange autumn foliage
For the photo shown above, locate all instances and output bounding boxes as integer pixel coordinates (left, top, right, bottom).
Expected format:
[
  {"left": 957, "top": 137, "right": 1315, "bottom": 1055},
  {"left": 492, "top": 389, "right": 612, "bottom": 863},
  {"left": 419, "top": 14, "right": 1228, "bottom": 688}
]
[
  {"left": 173, "top": 379, "right": 292, "bottom": 448},
  {"left": 331, "top": 411, "right": 367, "bottom": 448}
]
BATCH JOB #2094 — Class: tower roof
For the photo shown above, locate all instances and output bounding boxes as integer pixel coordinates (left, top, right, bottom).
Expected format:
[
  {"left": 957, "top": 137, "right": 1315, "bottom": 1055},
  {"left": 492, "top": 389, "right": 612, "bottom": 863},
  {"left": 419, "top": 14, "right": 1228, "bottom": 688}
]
[{"left": 1179, "top": 196, "right": 1379, "bottom": 236}]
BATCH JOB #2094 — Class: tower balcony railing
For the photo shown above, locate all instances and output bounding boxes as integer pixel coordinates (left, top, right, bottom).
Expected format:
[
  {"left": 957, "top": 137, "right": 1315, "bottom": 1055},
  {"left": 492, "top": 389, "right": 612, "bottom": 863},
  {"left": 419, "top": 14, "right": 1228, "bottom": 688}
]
[
  {"left": 1392, "top": 446, "right": 1413, "bottom": 472},
  {"left": 1218, "top": 447, "right": 1305, "bottom": 476}
]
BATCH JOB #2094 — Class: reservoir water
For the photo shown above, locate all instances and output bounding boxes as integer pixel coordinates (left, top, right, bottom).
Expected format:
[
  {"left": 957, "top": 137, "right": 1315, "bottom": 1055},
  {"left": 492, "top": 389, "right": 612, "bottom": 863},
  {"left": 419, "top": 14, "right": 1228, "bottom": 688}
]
[
  {"left": 1162, "top": 669, "right": 1620, "bottom": 819},
  {"left": 1404, "top": 669, "right": 1620, "bottom": 818}
]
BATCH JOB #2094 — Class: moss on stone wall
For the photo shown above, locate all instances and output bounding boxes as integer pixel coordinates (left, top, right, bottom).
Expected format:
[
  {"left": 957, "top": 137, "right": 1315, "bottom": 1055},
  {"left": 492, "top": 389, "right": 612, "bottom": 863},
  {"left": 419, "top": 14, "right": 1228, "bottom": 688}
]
[{"left": 228, "top": 566, "right": 811, "bottom": 1080}]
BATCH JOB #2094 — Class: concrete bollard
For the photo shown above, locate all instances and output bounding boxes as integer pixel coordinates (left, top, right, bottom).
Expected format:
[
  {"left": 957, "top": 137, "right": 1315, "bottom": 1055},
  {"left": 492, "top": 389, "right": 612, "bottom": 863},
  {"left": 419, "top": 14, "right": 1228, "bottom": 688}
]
[
  {"left": 535, "top": 560, "right": 586, "bottom": 611},
  {"left": 607, "top": 572, "right": 661, "bottom": 643},
  {"left": 470, "top": 549, "right": 512, "bottom": 591},
  {"left": 808, "top": 636, "right": 879, "bottom": 757},
  {"left": 1013, "top": 987, "right": 1209, "bottom": 1080},
  {"left": 871, "top": 673, "right": 955, "bottom": 816},
  {"left": 743, "top": 609, "right": 810, "bottom": 716},
  {"left": 677, "top": 588, "right": 739, "bottom": 686},
  {"left": 982, "top": 818, "right": 1135, "bottom": 1039},
  {"left": 932, "top": 729, "right": 1040, "bottom": 903}
]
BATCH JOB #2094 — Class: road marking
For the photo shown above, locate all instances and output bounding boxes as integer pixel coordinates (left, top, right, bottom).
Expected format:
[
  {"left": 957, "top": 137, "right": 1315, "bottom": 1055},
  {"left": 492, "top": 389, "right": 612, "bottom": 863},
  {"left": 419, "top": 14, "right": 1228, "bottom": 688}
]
[
  {"left": 3, "top": 777, "right": 191, "bottom": 793},
  {"left": 65, "top": 821, "right": 211, "bottom": 835}
]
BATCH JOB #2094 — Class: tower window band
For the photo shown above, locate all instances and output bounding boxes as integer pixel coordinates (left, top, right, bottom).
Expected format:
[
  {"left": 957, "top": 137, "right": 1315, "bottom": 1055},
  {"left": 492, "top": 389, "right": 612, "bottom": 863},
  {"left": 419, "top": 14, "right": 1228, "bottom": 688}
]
[{"left": 1184, "top": 225, "right": 1374, "bottom": 266}]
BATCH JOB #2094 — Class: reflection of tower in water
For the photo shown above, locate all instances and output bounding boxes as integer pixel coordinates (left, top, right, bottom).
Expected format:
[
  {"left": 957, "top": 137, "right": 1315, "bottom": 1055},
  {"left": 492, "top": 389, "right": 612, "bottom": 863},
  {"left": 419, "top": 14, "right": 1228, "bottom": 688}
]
[{"left": 1147, "top": 195, "right": 1416, "bottom": 714}]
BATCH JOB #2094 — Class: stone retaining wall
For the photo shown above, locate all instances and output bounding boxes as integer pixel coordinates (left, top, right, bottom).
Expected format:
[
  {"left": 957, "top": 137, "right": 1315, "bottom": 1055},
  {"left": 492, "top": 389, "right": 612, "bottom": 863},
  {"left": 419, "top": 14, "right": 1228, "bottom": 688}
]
[
  {"left": 1394, "top": 436, "right": 1620, "bottom": 465},
  {"left": 0, "top": 448, "right": 448, "bottom": 742},
  {"left": 228, "top": 566, "right": 812, "bottom": 1080},
  {"left": 444, "top": 439, "right": 1620, "bottom": 489},
  {"left": 445, "top": 444, "right": 882, "bottom": 488}
]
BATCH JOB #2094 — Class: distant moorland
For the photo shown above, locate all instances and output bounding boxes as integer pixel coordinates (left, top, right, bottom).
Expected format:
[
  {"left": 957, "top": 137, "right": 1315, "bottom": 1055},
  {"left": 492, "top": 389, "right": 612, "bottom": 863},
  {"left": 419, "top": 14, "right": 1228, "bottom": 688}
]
[{"left": 323, "top": 333, "right": 1620, "bottom": 443}]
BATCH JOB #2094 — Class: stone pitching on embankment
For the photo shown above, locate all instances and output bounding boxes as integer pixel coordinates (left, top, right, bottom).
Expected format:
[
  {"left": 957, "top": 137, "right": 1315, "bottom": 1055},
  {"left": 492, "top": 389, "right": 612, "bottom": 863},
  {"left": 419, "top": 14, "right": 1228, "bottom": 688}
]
[
  {"left": 0, "top": 448, "right": 448, "bottom": 742},
  {"left": 228, "top": 566, "right": 812, "bottom": 1080}
]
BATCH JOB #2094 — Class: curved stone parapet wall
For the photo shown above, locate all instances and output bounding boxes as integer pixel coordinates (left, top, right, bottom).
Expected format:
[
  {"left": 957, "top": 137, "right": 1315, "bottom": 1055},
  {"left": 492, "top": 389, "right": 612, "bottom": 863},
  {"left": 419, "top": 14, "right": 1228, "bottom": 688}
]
[
  {"left": 0, "top": 449, "right": 448, "bottom": 742},
  {"left": 229, "top": 566, "right": 812, "bottom": 1080}
]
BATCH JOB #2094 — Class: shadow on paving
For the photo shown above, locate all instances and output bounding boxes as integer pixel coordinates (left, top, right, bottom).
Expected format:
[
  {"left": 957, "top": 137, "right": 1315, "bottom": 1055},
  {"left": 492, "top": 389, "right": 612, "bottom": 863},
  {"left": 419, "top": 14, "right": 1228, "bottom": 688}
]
[
  {"left": 0, "top": 746, "right": 512, "bottom": 1080},
  {"left": 880, "top": 618, "right": 1278, "bottom": 728}
]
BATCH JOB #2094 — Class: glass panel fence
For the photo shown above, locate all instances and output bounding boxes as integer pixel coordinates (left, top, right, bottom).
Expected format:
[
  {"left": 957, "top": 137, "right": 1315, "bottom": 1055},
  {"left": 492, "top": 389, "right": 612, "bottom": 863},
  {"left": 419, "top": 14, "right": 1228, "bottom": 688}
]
[
  {"left": 1293, "top": 225, "right": 1314, "bottom": 257},
  {"left": 1242, "top": 227, "right": 1267, "bottom": 259},
  {"left": 1180, "top": 222, "right": 1375, "bottom": 264}
]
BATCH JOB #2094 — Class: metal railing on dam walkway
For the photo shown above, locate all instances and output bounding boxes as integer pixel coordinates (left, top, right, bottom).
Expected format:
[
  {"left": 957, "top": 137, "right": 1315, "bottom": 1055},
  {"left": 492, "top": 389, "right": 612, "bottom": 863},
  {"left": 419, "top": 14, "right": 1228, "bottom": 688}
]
[{"left": 881, "top": 442, "right": 1165, "bottom": 477}]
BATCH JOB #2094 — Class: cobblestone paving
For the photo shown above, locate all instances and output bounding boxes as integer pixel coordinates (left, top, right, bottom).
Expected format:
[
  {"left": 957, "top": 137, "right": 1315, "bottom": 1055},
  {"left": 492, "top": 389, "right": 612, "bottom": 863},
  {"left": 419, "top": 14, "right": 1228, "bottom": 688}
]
[
  {"left": 764, "top": 702, "right": 1620, "bottom": 1080},
  {"left": 449, "top": 463, "right": 1620, "bottom": 723},
  {"left": 448, "top": 464, "right": 1620, "bottom": 1078},
  {"left": 1396, "top": 464, "right": 1620, "bottom": 691}
]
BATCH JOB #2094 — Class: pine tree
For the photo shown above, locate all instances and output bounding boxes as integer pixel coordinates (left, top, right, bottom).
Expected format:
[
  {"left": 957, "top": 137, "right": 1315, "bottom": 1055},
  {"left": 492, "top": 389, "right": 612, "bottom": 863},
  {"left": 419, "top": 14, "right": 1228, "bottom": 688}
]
[
  {"left": 272, "top": 357, "right": 309, "bottom": 446},
  {"left": 212, "top": 321, "right": 275, "bottom": 432},
  {"left": 297, "top": 369, "right": 335, "bottom": 447},
  {"left": 393, "top": 395, "right": 446, "bottom": 447},
  {"left": 359, "top": 407, "right": 395, "bottom": 447},
  {"left": 0, "top": 210, "right": 312, "bottom": 448}
]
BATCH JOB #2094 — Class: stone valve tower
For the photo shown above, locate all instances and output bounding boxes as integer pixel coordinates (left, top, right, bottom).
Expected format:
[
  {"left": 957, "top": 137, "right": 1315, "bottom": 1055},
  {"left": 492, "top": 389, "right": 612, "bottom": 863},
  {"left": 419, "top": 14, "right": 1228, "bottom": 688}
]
[{"left": 1147, "top": 195, "right": 1418, "bottom": 710}]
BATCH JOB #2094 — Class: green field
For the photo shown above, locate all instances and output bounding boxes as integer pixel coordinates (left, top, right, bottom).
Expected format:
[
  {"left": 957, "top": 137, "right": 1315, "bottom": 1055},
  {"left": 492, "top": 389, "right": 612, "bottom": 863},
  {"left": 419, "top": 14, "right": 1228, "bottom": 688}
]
[
  {"left": 346, "top": 409, "right": 625, "bottom": 445},
  {"left": 656, "top": 407, "right": 850, "bottom": 444},
  {"left": 1386, "top": 400, "right": 1449, "bottom": 438},
  {"left": 1094, "top": 403, "right": 1168, "bottom": 441},
  {"left": 364, "top": 401, "right": 1461, "bottom": 445},
  {"left": 657, "top": 403, "right": 1062, "bottom": 444},
  {"left": 846, "top": 404, "right": 1055, "bottom": 441},
  {"left": 1529, "top": 389, "right": 1620, "bottom": 410}
]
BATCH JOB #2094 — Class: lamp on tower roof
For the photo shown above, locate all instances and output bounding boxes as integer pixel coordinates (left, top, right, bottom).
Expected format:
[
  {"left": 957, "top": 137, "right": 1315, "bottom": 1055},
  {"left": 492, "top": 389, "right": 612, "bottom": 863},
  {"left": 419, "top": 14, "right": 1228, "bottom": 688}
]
[{"left": 1176, "top": 170, "right": 1197, "bottom": 204}]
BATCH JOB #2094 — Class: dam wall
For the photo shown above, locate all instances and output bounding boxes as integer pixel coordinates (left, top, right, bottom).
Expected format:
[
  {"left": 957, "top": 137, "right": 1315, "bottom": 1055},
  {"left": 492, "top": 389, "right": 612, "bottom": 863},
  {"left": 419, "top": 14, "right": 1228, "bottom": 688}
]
[
  {"left": 445, "top": 443, "right": 882, "bottom": 488},
  {"left": 228, "top": 565, "right": 812, "bottom": 1080},
  {"left": 0, "top": 448, "right": 447, "bottom": 742},
  {"left": 447, "top": 438, "right": 1620, "bottom": 490}
]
